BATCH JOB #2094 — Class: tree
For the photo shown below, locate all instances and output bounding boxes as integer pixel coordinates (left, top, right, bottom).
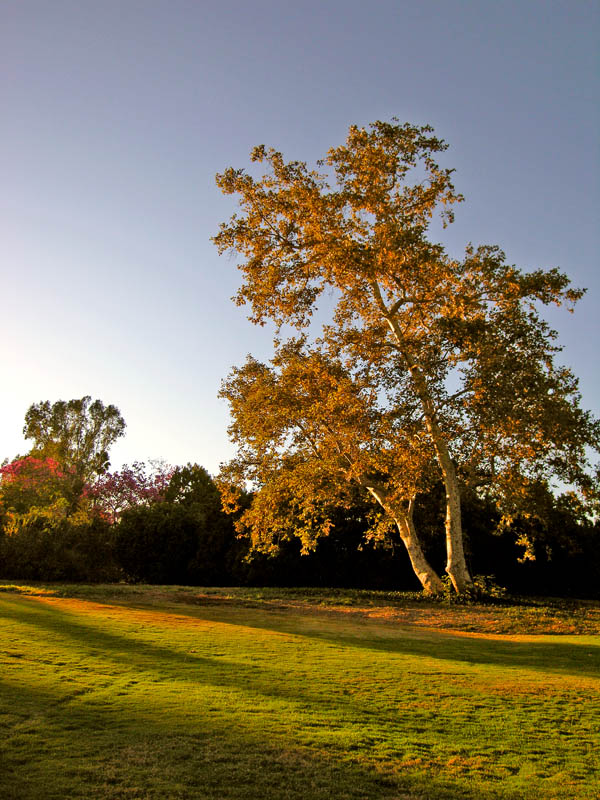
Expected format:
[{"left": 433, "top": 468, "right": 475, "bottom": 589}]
[
  {"left": 165, "top": 464, "right": 241, "bottom": 584},
  {"left": 89, "top": 461, "right": 173, "bottom": 523},
  {"left": 23, "top": 397, "right": 126, "bottom": 503},
  {"left": 0, "top": 455, "right": 119, "bottom": 582},
  {"left": 219, "top": 344, "right": 445, "bottom": 593},
  {"left": 0, "top": 456, "right": 69, "bottom": 516},
  {"left": 214, "top": 119, "right": 599, "bottom": 594},
  {"left": 115, "top": 464, "right": 239, "bottom": 585},
  {"left": 165, "top": 463, "right": 222, "bottom": 511}
]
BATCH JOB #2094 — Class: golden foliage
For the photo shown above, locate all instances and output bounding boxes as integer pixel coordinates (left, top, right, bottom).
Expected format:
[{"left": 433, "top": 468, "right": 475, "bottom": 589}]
[{"left": 214, "top": 120, "right": 599, "bottom": 593}]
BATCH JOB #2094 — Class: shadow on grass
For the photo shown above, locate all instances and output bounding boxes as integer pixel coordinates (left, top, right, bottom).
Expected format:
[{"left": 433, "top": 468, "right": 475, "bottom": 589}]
[
  {"left": 0, "top": 655, "right": 506, "bottom": 800},
  {"left": 3, "top": 595, "right": 599, "bottom": 799},
  {"left": 78, "top": 592, "right": 600, "bottom": 679},
  {"left": 0, "top": 681, "right": 405, "bottom": 800},
  {"left": 3, "top": 593, "right": 600, "bottom": 682}
]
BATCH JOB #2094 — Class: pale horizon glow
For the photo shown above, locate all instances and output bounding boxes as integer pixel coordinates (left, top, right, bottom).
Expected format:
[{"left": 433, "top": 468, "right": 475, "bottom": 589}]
[{"left": 2, "top": 0, "right": 598, "bottom": 476}]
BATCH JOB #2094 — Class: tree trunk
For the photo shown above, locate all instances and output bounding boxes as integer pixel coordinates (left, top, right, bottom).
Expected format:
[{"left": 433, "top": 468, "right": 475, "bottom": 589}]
[
  {"left": 439, "top": 450, "right": 472, "bottom": 594},
  {"left": 407, "top": 368, "right": 472, "bottom": 593},
  {"left": 367, "top": 487, "right": 444, "bottom": 595},
  {"left": 394, "top": 351, "right": 473, "bottom": 592},
  {"left": 372, "top": 282, "right": 473, "bottom": 593},
  {"left": 398, "top": 511, "right": 445, "bottom": 595}
]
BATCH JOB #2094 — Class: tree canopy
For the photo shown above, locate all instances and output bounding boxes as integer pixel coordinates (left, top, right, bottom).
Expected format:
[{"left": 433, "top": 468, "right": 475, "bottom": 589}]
[
  {"left": 0, "top": 456, "right": 69, "bottom": 519},
  {"left": 89, "top": 460, "right": 173, "bottom": 523},
  {"left": 215, "top": 119, "right": 600, "bottom": 594},
  {"left": 23, "top": 396, "right": 126, "bottom": 484}
]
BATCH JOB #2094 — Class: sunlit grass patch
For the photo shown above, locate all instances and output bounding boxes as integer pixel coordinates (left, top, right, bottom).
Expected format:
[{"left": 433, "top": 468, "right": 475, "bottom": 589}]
[
  {"left": 0, "top": 583, "right": 59, "bottom": 596},
  {"left": 5, "top": 582, "right": 599, "bottom": 634},
  {"left": 1, "top": 585, "right": 599, "bottom": 799}
]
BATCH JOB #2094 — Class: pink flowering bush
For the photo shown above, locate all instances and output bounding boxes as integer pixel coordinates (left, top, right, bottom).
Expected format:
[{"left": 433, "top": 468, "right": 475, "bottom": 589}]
[
  {"left": 0, "top": 456, "right": 70, "bottom": 517},
  {"left": 88, "top": 461, "right": 174, "bottom": 523}
]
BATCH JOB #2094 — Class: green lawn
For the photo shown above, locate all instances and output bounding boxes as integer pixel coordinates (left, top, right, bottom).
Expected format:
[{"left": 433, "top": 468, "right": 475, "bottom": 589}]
[{"left": 0, "top": 584, "right": 598, "bottom": 799}]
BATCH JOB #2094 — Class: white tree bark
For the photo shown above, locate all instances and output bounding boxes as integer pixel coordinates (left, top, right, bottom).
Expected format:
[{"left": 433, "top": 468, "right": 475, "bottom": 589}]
[
  {"left": 405, "top": 364, "right": 473, "bottom": 593},
  {"left": 367, "top": 487, "right": 444, "bottom": 595},
  {"left": 371, "top": 281, "right": 473, "bottom": 593}
]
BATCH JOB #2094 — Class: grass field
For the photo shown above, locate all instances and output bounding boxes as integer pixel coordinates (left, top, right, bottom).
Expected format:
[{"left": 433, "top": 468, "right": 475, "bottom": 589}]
[{"left": 0, "top": 583, "right": 598, "bottom": 799}]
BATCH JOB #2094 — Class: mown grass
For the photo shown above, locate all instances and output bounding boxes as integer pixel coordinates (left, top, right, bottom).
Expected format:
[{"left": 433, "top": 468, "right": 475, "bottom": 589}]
[{"left": 0, "top": 583, "right": 598, "bottom": 799}]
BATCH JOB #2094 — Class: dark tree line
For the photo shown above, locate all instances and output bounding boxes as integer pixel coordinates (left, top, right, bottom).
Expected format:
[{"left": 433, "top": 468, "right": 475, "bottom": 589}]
[
  {"left": 1, "top": 396, "right": 598, "bottom": 597},
  {"left": 1, "top": 464, "right": 598, "bottom": 597}
]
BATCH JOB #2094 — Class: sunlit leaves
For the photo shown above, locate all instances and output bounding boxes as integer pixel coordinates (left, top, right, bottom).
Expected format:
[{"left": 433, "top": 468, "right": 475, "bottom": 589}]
[
  {"left": 23, "top": 396, "right": 126, "bottom": 482},
  {"left": 215, "top": 119, "right": 599, "bottom": 593}
]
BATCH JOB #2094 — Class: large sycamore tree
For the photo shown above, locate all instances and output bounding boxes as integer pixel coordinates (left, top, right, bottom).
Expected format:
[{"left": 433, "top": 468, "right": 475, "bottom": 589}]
[{"left": 214, "top": 120, "right": 599, "bottom": 594}]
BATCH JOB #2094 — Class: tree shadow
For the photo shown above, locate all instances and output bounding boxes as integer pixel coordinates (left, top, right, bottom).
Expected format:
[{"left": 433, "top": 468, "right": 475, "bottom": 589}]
[
  {"left": 3, "top": 595, "right": 597, "bottom": 799},
  {"left": 89, "top": 594, "right": 600, "bottom": 679},
  {"left": 1, "top": 663, "right": 500, "bottom": 800}
]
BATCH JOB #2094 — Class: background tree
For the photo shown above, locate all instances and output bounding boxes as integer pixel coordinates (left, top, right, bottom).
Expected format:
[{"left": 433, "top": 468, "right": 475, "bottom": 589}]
[
  {"left": 0, "top": 455, "right": 118, "bottom": 582},
  {"left": 214, "top": 119, "right": 599, "bottom": 594},
  {"left": 89, "top": 460, "right": 173, "bottom": 523},
  {"left": 0, "top": 456, "right": 69, "bottom": 518},
  {"left": 165, "top": 464, "right": 239, "bottom": 583},
  {"left": 115, "top": 464, "right": 238, "bottom": 584},
  {"left": 24, "top": 397, "right": 126, "bottom": 496}
]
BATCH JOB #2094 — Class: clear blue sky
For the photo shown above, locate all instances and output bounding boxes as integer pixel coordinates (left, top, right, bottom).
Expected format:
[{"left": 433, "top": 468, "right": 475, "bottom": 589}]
[{"left": 2, "top": 0, "right": 598, "bottom": 474}]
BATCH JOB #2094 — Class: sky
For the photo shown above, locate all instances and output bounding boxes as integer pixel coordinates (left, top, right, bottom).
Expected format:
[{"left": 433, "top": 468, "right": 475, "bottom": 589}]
[{"left": 2, "top": 0, "right": 599, "bottom": 475}]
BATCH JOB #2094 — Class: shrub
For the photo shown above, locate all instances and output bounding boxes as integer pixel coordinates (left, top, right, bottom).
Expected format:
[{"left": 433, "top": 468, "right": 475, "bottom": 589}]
[{"left": 0, "top": 512, "right": 119, "bottom": 582}]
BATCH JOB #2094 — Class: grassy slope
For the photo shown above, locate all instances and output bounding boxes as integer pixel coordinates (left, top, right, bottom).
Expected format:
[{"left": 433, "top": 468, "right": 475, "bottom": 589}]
[{"left": 0, "top": 584, "right": 598, "bottom": 800}]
